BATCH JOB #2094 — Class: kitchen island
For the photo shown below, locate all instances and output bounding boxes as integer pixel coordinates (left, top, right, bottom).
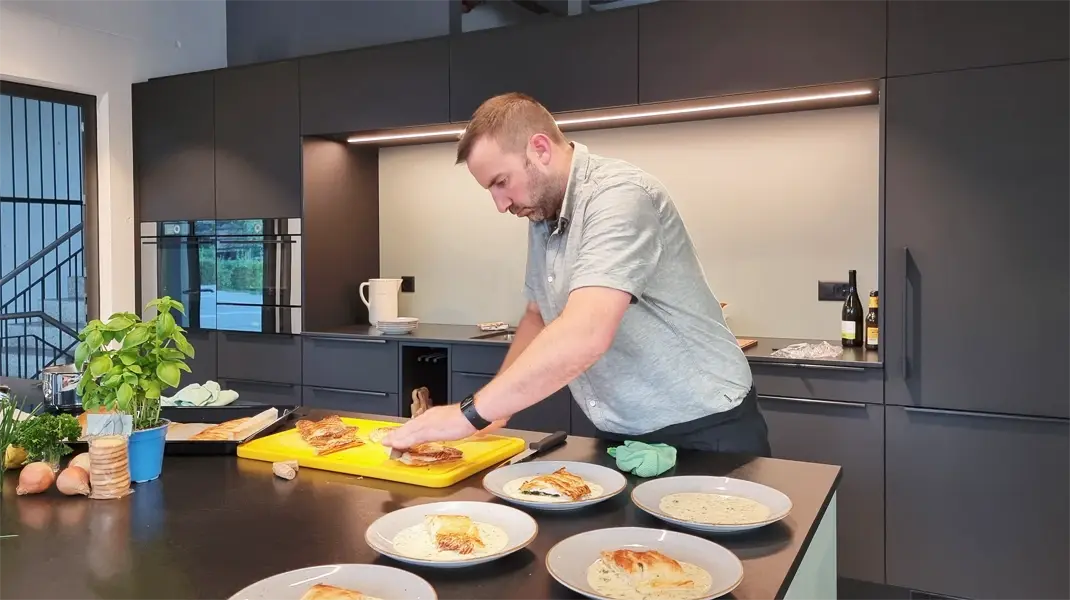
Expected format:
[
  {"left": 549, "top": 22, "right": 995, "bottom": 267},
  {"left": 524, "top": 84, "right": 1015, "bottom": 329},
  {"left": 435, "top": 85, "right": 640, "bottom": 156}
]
[{"left": 0, "top": 408, "right": 841, "bottom": 600}]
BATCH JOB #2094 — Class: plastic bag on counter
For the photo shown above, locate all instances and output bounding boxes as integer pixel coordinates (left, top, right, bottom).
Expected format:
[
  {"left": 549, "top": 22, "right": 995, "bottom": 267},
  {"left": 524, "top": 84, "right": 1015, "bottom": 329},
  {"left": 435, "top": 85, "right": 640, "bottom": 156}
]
[{"left": 769, "top": 341, "right": 843, "bottom": 360}]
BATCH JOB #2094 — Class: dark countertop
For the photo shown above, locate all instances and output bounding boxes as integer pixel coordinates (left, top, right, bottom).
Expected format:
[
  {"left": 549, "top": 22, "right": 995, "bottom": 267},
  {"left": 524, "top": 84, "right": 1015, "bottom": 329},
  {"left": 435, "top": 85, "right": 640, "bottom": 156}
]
[
  {"left": 305, "top": 323, "right": 883, "bottom": 369},
  {"left": 0, "top": 408, "right": 842, "bottom": 600}
]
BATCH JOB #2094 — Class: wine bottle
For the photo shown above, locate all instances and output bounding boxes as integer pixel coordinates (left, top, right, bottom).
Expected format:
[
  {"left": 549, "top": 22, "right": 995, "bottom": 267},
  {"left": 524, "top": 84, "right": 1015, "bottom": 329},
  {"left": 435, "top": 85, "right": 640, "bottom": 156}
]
[
  {"left": 865, "top": 291, "right": 879, "bottom": 351},
  {"left": 841, "top": 270, "right": 863, "bottom": 347}
]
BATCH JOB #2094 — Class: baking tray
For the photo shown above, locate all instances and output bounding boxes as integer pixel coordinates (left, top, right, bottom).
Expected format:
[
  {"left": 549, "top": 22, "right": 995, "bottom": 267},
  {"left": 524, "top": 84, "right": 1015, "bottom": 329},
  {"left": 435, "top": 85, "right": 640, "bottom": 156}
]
[{"left": 54, "top": 402, "right": 298, "bottom": 456}]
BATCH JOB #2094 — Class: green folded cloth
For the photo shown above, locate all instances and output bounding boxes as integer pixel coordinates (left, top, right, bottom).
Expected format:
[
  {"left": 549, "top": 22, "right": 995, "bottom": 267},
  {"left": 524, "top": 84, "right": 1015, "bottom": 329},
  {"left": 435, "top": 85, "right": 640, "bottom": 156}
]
[{"left": 607, "top": 441, "right": 677, "bottom": 478}]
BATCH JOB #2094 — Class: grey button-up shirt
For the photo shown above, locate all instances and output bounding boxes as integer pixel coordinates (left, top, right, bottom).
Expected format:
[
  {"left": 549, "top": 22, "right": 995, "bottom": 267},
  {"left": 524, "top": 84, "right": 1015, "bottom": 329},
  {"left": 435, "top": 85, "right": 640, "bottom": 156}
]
[{"left": 523, "top": 142, "right": 753, "bottom": 435}]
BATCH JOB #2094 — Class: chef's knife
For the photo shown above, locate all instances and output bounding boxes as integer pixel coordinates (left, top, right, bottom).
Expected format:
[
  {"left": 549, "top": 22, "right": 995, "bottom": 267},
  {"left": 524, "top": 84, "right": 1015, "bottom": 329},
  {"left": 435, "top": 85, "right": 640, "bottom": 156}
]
[{"left": 496, "top": 430, "right": 568, "bottom": 468}]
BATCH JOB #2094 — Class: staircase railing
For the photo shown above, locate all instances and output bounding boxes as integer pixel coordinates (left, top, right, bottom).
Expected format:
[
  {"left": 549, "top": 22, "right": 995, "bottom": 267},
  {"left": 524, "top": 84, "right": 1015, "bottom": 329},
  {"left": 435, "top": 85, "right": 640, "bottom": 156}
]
[
  {"left": 0, "top": 311, "right": 80, "bottom": 379},
  {"left": 0, "top": 223, "right": 84, "bottom": 289}
]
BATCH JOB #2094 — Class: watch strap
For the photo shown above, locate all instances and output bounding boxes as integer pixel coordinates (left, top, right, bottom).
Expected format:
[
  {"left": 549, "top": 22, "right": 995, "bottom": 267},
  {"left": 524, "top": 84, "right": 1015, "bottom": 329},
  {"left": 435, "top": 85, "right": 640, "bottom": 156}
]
[{"left": 460, "top": 394, "right": 491, "bottom": 430}]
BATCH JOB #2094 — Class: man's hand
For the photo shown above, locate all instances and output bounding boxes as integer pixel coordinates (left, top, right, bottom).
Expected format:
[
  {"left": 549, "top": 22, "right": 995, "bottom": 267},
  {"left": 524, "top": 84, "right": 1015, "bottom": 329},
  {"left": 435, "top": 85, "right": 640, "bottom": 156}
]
[{"left": 380, "top": 404, "right": 476, "bottom": 450}]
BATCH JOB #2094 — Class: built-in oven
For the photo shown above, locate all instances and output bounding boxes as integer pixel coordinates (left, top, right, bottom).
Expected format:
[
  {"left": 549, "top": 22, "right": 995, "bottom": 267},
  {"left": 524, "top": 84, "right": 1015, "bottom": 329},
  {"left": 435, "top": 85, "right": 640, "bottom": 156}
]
[{"left": 139, "top": 219, "right": 302, "bottom": 334}]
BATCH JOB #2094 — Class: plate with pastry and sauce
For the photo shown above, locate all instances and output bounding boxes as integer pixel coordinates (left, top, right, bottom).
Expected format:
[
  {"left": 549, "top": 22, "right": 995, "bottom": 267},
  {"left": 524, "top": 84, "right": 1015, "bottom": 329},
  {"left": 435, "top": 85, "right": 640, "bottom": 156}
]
[
  {"left": 227, "top": 563, "right": 437, "bottom": 600},
  {"left": 546, "top": 526, "right": 744, "bottom": 600},
  {"left": 631, "top": 475, "right": 793, "bottom": 533},
  {"left": 482, "top": 460, "right": 627, "bottom": 511},
  {"left": 364, "top": 500, "right": 538, "bottom": 568}
]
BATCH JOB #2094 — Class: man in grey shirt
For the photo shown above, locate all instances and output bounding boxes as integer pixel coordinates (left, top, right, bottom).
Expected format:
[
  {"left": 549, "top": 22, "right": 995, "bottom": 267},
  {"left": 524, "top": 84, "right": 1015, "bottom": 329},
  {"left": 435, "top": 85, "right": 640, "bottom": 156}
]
[{"left": 383, "top": 93, "right": 770, "bottom": 456}]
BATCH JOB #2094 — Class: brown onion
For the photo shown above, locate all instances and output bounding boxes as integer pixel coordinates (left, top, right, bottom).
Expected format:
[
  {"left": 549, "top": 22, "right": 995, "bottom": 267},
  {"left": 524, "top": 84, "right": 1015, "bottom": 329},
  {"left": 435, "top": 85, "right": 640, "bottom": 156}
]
[
  {"left": 56, "top": 465, "right": 91, "bottom": 496},
  {"left": 17, "top": 462, "right": 55, "bottom": 495},
  {"left": 69, "top": 452, "right": 91, "bottom": 472}
]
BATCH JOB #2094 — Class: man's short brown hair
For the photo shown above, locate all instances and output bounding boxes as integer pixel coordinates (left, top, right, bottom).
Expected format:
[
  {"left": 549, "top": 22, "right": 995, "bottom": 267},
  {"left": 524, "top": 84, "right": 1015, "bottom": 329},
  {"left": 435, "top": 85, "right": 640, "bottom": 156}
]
[{"left": 455, "top": 92, "right": 567, "bottom": 164}]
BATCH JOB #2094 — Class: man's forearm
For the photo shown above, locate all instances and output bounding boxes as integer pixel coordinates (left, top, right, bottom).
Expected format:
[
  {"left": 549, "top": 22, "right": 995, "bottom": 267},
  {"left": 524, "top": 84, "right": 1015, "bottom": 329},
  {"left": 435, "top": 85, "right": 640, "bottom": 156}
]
[
  {"left": 497, "top": 306, "right": 545, "bottom": 375},
  {"left": 473, "top": 310, "right": 606, "bottom": 423}
]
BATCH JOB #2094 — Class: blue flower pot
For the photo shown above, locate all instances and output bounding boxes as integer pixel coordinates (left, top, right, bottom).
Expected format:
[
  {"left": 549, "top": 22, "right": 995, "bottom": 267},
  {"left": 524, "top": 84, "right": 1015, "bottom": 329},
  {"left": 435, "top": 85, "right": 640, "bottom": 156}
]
[{"left": 128, "top": 418, "right": 169, "bottom": 483}]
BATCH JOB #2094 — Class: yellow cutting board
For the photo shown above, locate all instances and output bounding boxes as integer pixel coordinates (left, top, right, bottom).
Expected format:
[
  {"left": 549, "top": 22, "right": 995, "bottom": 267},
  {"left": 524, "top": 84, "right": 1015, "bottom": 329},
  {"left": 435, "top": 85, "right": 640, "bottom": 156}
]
[{"left": 236, "top": 416, "right": 526, "bottom": 488}]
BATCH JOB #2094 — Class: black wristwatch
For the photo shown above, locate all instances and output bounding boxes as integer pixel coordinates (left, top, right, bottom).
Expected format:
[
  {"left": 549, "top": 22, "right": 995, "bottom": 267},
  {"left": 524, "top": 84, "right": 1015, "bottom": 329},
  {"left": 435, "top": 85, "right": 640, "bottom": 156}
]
[{"left": 459, "top": 394, "right": 492, "bottom": 430}]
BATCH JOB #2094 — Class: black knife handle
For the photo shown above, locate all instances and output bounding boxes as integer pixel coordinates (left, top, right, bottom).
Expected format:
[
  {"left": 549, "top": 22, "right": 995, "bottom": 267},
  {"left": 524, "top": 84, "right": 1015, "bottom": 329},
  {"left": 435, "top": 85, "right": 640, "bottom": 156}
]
[{"left": 530, "top": 430, "right": 567, "bottom": 453}]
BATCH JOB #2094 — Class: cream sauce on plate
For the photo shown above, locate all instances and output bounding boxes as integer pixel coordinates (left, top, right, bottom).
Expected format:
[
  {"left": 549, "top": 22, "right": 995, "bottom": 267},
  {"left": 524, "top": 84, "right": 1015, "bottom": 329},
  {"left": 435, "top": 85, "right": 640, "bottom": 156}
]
[
  {"left": 658, "top": 492, "right": 772, "bottom": 525},
  {"left": 503, "top": 476, "right": 604, "bottom": 504},
  {"left": 391, "top": 521, "right": 508, "bottom": 561},
  {"left": 585, "top": 558, "right": 713, "bottom": 600}
]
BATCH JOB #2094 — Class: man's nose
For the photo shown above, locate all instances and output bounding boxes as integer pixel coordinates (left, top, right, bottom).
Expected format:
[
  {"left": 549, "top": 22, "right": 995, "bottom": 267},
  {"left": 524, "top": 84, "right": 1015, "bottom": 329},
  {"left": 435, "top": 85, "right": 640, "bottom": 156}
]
[{"left": 493, "top": 195, "right": 511, "bottom": 214}]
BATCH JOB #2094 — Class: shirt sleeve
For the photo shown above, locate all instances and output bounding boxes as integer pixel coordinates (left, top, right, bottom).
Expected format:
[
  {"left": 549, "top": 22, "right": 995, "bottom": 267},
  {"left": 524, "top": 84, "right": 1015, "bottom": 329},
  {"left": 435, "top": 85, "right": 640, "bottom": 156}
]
[{"left": 568, "top": 182, "right": 663, "bottom": 301}]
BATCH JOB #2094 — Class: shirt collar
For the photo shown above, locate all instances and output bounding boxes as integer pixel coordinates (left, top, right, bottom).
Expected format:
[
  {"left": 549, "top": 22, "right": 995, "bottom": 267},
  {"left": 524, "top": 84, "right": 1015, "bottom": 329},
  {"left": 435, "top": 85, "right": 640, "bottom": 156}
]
[{"left": 551, "top": 141, "right": 590, "bottom": 235}]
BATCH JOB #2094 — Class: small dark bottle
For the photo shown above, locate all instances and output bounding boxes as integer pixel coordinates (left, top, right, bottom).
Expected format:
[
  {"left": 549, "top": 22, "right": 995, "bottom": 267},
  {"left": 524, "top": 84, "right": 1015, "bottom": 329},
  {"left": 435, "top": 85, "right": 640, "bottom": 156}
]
[
  {"left": 841, "top": 270, "right": 864, "bottom": 347},
  {"left": 865, "top": 291, "right": 879, "bottom": 351}
]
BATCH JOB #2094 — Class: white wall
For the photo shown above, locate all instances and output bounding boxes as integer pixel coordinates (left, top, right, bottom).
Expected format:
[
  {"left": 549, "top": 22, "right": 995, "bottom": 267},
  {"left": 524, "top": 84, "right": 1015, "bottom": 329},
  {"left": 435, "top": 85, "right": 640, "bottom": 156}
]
[
  {"left": 379, "top": 105, "right": 880, "bottom": 340},
  {"left": 0, "top": 0, "right": 227, "bottom": 318}
]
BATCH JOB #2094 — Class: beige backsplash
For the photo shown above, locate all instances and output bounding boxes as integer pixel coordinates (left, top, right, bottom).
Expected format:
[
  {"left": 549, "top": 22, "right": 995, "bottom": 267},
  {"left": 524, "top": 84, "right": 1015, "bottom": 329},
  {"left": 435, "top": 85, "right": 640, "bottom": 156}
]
[{"left": 379, "top": 105, "right": 879, "bottom": 340}]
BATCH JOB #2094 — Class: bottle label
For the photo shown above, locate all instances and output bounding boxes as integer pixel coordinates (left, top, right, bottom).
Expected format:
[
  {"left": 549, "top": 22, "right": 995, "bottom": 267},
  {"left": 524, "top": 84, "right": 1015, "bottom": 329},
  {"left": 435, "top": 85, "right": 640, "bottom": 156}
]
[
  {"left": 869, "top": 296, "right": 879, "bottom": 309},
  {"left": 866, "top": 327, "right": 879, "bottom": 345},
  {"left": 841, "top": 321, "right": 857, "bottom": 339}
]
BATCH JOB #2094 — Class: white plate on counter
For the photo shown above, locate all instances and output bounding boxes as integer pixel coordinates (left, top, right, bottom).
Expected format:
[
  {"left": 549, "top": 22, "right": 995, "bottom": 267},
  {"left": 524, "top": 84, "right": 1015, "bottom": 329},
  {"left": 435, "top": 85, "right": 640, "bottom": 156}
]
[
  {"left": 545, "top": 526, "right": 743, "bottom": 600},
  {"left": 227, "top": 563, "right": 437, "bottom": 600},
  {"left": 364, "top": 500, "right": 537, "bottom": 568},
  {"left": 631, "top": 475, "right": 792, "bottom": 533},
  {"left": 482, "top": 460, "right": 627, "bottom": 511}
]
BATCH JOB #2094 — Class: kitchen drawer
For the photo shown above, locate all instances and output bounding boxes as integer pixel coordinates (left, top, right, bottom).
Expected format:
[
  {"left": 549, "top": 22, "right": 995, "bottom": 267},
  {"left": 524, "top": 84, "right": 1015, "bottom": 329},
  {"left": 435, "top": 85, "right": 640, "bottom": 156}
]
[
  {"left": 302, "top": 336, "right": 398, "bottom": 393},
  {"left": 219, "top": 378, "right": 302, "bottom": 407},
  {"left": 451, "top": 344, "right": 507, "bottom": 375},
  {"left": 751, "top": 362, "right": 882, "bottom": 404},
  {"left": 217, "top": 332, "right": 302, "bottom": 385},
  {"left": 451, "top": 371, "right": 571, "bottom": 435},
  {"left": 303, "top": 386, "right": 400, "bottom": 417}
]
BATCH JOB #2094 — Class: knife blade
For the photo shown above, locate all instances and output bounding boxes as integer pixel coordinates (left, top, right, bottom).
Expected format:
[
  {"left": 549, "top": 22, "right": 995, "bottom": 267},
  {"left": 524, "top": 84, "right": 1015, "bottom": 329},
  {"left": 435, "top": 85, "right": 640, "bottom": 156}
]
[{"left": 496, "top": 430, "right": 568, "bottom": 468}]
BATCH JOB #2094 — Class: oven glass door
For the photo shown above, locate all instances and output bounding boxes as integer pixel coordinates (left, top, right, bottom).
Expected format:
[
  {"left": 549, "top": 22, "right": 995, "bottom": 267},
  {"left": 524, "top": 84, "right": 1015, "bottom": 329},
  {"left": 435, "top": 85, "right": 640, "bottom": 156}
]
[
  {"left": 214, "top": 220, "right": 300, "bottom": 333},
  {"left": 141, "top": 236, "right": 216, "bottom": 330}
]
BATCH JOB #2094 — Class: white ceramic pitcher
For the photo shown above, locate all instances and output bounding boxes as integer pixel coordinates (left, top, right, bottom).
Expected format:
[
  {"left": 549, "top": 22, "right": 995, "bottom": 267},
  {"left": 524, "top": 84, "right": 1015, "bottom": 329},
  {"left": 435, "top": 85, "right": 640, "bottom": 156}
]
[{"left": 359, "top": 278, "right": 402, "bottom": 325}]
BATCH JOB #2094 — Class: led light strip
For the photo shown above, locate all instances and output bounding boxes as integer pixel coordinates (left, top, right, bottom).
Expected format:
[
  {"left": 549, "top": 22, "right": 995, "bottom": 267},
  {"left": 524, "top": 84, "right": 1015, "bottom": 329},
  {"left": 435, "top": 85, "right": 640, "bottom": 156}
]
[{"left": 347, "top": 88, "right": 875, "bottom": 144}]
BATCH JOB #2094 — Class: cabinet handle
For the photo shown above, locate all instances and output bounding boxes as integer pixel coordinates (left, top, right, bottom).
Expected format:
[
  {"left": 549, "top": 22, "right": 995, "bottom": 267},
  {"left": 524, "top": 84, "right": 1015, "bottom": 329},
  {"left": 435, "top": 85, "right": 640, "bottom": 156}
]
[
  {"left": 221, "top": 379, "right": 295, "bottom": 389},
  {"left": 760, "top": 361, "right": 866, "bottom": 373},
  {"left": 902, "top": 246, "right": 911, "bottom": 380},
  {"left": 453, "top": 371, "right": 494, "bottom": 379},
  {"left": 903, "top": 406, "right": 1065, "bottom": 424},
  {"left": 760, "top": 395, "right": 868, "bottom": 409},
  {"left": 317, "top": 337, "right": 387, "bottom": 344},
  {"left": 310, "top": 386, "right": 389, "bottom": 397}
]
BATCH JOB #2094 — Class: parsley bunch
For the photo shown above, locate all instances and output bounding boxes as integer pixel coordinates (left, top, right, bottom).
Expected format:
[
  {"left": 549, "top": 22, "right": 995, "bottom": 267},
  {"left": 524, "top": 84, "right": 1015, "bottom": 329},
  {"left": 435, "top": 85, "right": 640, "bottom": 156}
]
[{"left": 14, "top": 412, "right": 82, "bottom": 467}]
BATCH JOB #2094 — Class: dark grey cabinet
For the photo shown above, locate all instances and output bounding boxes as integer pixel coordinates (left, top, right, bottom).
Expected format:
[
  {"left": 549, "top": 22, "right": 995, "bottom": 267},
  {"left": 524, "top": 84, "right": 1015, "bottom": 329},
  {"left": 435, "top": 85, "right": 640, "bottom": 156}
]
[
  {"left": 216, "top": 332, "right": 302, "bottom": 385},
  {"left": 757, "top": 396, "right": 885, "bottom": 584},
  {"left": 133, "top": 71, "right": 215, "bottom": 222},
  {"left": 637, "top": 0, "right": 886, "bottom": 104},
  {"left": 449, "top": 8, "right": 638, "bottom": 122},
  {"left": 303, "top": 386, "right": 400, "bottom": 417},
  {"left": 219, "top": 378, "right": 301, "bottom": 407},
  {"left": 750, "top": 363, "right": 883, "bottom": 405},
  {"left": 180, "top": 330, "right": 217, "bottom": 386},
  {"left": 300, "top": 38, "right": 450, "bottom": 135},
  {"left": 214, "top": 61, "right": 301, "bottom": 219},
  {"left": 451, "top": 371, "right": 571, "bottom": 435},
  {"left": 888, "top": 0, "right": 1070, "bottom": 77},
  {"left": 885, "top": 406, "right": 1069, "bottom": 599},
  {"left": 302, "top": 336, "right": 399, "bottom": 394},
  {"left": 884, "top": 61, "right": 1069, "bottom": 419}
]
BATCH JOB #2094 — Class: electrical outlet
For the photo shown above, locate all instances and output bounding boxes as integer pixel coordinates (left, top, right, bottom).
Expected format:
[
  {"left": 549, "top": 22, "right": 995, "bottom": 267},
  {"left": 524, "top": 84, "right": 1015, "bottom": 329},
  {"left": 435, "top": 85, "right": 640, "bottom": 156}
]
[
  {"left": 818, "top": 281, "right": 850, "bottom": 302},
  {"left": 401, "top": 276, "right": 415, "bottom": 293}
]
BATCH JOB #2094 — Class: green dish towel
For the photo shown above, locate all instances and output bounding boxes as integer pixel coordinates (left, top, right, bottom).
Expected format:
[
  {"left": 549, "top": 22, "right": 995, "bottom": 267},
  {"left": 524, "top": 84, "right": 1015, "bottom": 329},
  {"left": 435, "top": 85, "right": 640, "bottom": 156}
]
[{"left": 607, "top": 441, "right": 677, "bottom": 478}]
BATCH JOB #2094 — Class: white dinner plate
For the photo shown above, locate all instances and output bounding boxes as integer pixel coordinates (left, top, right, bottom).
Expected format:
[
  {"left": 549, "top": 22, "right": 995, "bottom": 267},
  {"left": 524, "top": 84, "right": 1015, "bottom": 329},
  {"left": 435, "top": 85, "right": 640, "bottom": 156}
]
[
  {"left": 364, "top": 500, "right": 538, "bottom": 568},
  {"left": 631, "top": 475, "right": 792, "bottom": 533},
  {"left": 545, "top": 526, "right": 744, "bottom": 600},
  {"left": 227, "top": 563, "right": 437, "bottom": 600},
  {"left": 482, "top": 460, "right": 627, "bottom": 511}
]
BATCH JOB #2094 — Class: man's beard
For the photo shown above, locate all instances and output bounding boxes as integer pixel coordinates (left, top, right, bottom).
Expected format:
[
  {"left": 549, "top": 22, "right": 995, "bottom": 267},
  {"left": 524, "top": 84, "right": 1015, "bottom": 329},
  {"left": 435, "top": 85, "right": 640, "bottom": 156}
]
[{"left": 521, "top": 159, "right": 564, "bottom": 222}]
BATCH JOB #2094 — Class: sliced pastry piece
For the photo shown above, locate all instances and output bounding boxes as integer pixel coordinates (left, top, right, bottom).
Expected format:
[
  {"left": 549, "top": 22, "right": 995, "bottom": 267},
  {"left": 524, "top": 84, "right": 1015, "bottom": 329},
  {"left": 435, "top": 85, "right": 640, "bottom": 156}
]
[
  {"left": 397, "top": 442, "right": 463, "bottom": 466},
  {"left": 298, "top": 583, "right": 374, "bottom": 600},
  {"left": 295, "top": 415, "right": 365, "bottom": 456},
  {"left": 518, "top": 467, "right": 592, "bottom": 501},
  {"left": 188, "top": 417, "right": 251, "bottom": 441},
  {"left": 599, "top": 548, "right": 695, "bottom": 591},
  {"left": 368, "top": 426, "right": 398, "bottom": 445},
  {"left": 425, "top": 514, "right": 485, "bottom": 555}
]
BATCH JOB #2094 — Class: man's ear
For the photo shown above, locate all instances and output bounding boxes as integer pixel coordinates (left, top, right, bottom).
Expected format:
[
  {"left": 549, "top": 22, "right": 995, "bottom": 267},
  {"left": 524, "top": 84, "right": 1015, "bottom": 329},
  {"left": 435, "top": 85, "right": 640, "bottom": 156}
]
[{"left": 528, "top": 133, "right": 555, "bottom": 165}]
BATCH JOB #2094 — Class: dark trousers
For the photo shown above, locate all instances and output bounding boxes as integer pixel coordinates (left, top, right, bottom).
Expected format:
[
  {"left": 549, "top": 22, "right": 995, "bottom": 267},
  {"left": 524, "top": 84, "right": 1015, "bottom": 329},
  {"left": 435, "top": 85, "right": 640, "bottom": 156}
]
[{"left": 601, "top": 386, "right": 772, "bottom": 457}]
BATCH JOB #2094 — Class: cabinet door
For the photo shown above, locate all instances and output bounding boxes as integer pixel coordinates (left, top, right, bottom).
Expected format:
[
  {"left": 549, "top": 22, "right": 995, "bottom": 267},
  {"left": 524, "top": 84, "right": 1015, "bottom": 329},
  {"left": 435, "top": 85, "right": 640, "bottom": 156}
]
[
  {"left": 757, "top": 396, "right": 884, "bottom": 583},
  {"left": 133, "top": 72, "right": 215, "bottom": 221},
  {"left": 451, "top": 371, "right": 571, "bottom": 435},
  {"left": 300, "top": 38, "right": 450, "bottom": 135},
  {"left": 216, "top": 332, "right": 302, "bottom": 385},
  {"left": 888, "top": 0, "right": 1069, "bottom": 77},
  {"left": 884, "top": 62, "right": 1069, "bottom": 418},
  {"left": 886, "top": 406, "right": 1069, "bottom": 599},
  {"left": 214, "top": 61, "right": 301, "bottom": 219},
  {"left": 218, "top": 378, "right": 302, "bottom": 407},
  {"left": 449, "top": 8, "right": 638, "bottom": 122},
  {"left": 638, "top": 0, "right": 885, "bottom": 103},
  {"left": 303, "top": 386, "right": 400, "bottom": 417}
]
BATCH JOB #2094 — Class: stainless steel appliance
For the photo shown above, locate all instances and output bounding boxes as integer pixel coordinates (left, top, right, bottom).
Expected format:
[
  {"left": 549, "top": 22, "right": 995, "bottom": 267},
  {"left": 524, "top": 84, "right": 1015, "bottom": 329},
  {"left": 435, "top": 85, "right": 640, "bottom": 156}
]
[{"left": 140, "top": 219, "right": 302, "bottom": 334}]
